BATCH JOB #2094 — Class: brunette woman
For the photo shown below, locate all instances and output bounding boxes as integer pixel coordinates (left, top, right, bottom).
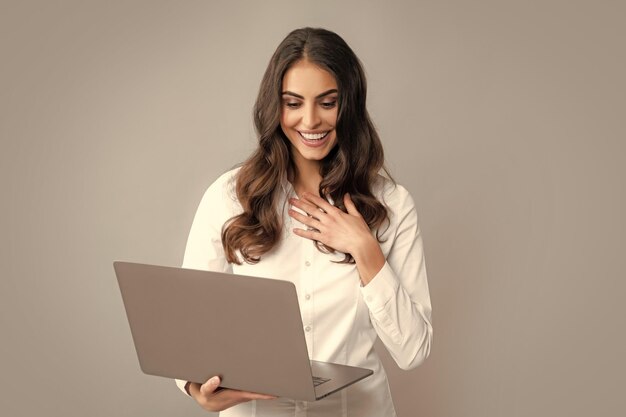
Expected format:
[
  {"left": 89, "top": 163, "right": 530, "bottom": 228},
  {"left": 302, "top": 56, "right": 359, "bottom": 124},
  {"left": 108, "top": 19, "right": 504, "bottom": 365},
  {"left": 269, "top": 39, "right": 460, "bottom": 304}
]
[{"left": 176, "top": 27, "right": 432, "bottom": 416}]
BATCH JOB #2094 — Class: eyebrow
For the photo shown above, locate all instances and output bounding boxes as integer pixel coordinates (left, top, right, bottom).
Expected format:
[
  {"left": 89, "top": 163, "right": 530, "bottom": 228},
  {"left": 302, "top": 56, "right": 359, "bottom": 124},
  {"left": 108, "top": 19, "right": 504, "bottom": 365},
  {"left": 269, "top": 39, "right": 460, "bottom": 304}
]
[{"left": 281, "top": 89, "right": 338, "bottom": 99}]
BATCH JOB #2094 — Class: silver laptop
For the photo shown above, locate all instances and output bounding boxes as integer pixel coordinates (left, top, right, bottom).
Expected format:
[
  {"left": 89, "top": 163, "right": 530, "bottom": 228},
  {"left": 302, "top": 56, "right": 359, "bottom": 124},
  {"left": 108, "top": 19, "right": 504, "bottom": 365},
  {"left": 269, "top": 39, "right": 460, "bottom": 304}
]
[{"left": 113, "top": 261, "right": 373, "bottom": 401}]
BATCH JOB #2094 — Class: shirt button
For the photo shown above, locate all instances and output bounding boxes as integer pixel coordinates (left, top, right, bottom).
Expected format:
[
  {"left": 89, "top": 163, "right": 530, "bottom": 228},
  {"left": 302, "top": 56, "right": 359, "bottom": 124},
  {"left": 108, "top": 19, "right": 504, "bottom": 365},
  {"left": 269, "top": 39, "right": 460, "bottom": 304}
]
[
  {"left": 305, "top": 325, "right": 311, "bottom": 332},
  {"left": 305, "top": 261, "right": 311, "bottom": 267},
  {"left": 305, "top": 294, "right": 311, "bottom": 300}
]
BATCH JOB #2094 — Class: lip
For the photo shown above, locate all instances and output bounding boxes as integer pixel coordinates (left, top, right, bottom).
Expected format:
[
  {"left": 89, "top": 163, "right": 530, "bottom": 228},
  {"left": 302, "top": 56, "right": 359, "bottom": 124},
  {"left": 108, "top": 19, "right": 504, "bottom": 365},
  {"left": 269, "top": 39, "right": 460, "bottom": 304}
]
[{"left": 298, "top": 131, "right": 331, "bottom": 148}]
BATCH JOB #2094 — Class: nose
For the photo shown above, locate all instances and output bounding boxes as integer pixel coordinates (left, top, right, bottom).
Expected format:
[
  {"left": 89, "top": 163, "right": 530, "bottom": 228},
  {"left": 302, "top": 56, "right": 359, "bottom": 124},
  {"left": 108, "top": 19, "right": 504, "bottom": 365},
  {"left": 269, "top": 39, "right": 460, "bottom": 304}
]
[{"left": 301, "top": 103, "right": 321, "bottom": 128}]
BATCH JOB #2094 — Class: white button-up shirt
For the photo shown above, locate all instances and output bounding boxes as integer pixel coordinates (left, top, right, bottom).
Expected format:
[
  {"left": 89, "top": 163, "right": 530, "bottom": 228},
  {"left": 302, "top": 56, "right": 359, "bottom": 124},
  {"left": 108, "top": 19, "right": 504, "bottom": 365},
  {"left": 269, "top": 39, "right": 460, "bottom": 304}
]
[{"left": 175, "top": 168, "right": 433, "bottom": 417}]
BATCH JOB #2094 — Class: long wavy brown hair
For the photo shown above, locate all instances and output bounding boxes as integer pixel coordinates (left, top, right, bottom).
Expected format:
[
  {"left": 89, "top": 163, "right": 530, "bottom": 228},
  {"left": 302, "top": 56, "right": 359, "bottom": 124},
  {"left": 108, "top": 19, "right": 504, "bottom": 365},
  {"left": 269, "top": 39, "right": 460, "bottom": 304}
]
[{"left": 222, "top": 27, "right": 392, "bottom": 264}]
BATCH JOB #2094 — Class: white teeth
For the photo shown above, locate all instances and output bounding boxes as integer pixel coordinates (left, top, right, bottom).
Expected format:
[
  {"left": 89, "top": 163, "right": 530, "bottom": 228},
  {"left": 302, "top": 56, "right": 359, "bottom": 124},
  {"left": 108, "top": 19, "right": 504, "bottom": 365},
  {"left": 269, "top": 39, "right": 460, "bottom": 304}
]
[{"left": 299, "top": 131, "right": 328, "bottom": 140}]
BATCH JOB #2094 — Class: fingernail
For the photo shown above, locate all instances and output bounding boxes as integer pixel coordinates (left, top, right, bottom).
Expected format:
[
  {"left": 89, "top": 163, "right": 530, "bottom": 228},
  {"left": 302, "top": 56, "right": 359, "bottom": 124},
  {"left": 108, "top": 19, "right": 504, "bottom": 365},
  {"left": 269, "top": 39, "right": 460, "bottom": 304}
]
[{"left": 209, "top": 376, "right": 219, "bottom": 385}]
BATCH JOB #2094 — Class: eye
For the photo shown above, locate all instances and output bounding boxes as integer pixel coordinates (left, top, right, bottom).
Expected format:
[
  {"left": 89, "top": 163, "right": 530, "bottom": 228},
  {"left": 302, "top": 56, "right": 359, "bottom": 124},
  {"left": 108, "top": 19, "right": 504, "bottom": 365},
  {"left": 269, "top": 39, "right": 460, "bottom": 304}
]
[
  {"left": 321, "top": 101, "right": 337, "bottom": 109},
  {"left": 284, "top": 102, "right": 301, "bottom": 109}
]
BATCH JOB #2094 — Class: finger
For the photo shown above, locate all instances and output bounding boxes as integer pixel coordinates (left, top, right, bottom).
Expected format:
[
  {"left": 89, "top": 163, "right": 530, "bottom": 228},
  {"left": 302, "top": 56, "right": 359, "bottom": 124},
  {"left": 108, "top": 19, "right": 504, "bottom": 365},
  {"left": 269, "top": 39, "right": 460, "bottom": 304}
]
[
  {"left": 288, "top": 209, "right": 323, "bottom": 229},
  {"left": 218, "top": 389, "right": 277, "bottom": 408},
  {"left": 292, "top": 227, "right": 322, "bottom": 241},
  {"left": 290, "top": 197, "right": 326, "bottom": 218},
  {"left": 300, "top": 192, "right": 336, "bottom": 214},
  {"left": 204, "top": 388, "right": 248, "bottom": 411},
  {"left": 242, "top": 391, "right": 278, "bottom": 400},
  {"left": 344, "top": 193, "right": 361, "bottom": 216},
  {"left": 200, "top": 376, "right": 221, "bottom": 396}
]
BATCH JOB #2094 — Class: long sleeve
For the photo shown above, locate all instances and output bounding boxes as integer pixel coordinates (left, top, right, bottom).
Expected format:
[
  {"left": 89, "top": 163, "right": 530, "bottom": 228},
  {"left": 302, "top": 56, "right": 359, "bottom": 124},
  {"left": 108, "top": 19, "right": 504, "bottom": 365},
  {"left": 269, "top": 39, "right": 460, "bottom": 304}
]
[
  {"left": 359, "top": 184, "right": 433, "bottom": 370},
  {"left": 171, "top": 171, "right": 432, "bottom": 415},
  {"left": 175, "top": 170, "right": 239, "bottom": 396},
  {"left": 181, "top": 170, "right": 239, "bottom": 273}
]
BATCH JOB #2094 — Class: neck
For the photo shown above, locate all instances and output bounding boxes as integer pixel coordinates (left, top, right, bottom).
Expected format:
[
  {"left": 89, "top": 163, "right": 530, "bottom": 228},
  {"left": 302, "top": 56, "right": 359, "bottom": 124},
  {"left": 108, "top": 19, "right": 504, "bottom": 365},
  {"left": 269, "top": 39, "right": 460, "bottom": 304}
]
[{"left": 290, "top": 155, "right": 322, "bottom": 197}]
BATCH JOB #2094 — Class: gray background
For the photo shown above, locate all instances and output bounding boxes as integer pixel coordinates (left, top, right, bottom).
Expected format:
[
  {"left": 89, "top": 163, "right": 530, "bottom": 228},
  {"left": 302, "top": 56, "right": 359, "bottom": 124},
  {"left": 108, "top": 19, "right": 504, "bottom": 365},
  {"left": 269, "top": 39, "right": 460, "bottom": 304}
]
[{"left": 1, "top": 1, "right": 624, "bottom": 416}]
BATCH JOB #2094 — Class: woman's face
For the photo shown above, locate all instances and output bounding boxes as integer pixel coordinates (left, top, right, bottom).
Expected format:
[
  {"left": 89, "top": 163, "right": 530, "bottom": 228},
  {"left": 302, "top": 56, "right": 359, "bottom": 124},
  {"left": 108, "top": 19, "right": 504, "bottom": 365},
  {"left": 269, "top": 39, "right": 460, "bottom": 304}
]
[{"left": 280, "top": 59, "right": 338, "bottom": 170}]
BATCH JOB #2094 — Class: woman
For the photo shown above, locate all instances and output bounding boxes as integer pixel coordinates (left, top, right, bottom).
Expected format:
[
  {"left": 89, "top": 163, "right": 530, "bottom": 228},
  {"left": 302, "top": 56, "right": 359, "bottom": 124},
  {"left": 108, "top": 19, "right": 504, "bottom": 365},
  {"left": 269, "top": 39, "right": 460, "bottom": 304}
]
[{"left": 175, "top": 27, "right": 432, "bottom": 416}]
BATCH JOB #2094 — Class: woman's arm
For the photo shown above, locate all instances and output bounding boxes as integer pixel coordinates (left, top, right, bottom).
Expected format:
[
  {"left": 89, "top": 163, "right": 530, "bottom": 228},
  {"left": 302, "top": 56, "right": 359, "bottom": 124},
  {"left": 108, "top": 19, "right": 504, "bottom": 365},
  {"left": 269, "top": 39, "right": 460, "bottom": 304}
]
[
  {"left": 174, "top": 171, "right": 238, "bottom": 396},
  {"left": 358, "top": 186, "right": 432, "bottom": 370},
  {"left": 289, "top": 185, "right": 433, "bottom": 371}
]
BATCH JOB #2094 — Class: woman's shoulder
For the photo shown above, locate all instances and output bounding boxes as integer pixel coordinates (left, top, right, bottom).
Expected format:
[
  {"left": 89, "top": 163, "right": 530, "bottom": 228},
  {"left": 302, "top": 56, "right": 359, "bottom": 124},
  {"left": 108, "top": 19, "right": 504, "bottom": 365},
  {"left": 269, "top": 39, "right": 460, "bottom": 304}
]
[
  {"left": 210, "top": 166, "right": 241, "bottom": 188},
  {"left": 199, "top": 166, "right": 242, "bottom": 208}
]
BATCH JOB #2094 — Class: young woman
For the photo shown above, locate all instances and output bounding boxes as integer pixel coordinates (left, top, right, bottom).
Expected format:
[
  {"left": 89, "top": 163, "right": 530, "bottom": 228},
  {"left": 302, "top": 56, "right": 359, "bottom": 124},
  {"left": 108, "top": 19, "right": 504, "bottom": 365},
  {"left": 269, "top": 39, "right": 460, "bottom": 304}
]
[{"left": 175, "top": 27, "right": 432, "bottom": 416}]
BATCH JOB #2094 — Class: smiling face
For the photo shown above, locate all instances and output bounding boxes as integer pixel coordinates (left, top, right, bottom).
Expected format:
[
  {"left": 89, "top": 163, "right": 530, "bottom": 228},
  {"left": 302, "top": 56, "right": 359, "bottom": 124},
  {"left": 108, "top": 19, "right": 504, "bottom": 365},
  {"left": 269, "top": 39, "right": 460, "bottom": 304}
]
[{"left": 280, "top": 59, "right": 339, "bottom": 174}]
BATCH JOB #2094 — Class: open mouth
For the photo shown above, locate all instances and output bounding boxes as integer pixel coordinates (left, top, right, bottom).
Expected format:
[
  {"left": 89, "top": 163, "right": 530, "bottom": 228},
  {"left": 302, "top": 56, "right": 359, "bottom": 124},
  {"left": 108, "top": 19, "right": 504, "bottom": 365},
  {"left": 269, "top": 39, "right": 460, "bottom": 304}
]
[{"left": 298, "top": 131, "right": 329, "bottom": 141}]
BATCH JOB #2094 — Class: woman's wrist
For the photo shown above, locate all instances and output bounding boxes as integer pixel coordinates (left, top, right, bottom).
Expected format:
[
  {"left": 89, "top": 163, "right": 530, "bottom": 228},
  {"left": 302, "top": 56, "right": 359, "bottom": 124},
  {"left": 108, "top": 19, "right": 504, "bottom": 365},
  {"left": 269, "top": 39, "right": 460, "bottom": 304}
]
[{"left": 352, "top": 235, "right": 385, "bottom": 286}]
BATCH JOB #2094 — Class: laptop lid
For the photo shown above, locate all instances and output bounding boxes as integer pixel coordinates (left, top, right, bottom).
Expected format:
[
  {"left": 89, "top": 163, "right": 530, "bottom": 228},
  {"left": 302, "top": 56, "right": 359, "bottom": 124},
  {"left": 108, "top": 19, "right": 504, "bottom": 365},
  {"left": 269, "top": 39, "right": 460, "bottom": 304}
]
[{"left": 114, "top": 261, "right": 371, "bottom": 401}]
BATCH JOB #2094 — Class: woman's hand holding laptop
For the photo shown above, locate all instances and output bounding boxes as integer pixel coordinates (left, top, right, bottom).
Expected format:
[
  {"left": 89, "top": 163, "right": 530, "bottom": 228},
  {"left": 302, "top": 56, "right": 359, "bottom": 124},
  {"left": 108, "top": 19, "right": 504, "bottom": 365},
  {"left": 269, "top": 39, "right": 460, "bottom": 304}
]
[{"left": 188, "top": 375, "right": 277, "bottom": 412}]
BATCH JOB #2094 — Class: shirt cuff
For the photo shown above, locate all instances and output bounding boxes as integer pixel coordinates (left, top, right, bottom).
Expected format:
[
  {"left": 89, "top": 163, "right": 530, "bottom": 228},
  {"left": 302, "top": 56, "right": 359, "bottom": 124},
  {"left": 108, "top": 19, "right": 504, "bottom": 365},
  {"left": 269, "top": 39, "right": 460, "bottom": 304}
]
[
  {"left": 175, "top": 378, "right": 192, "bottom": 397},
  {"left": 359, "top": 261, "right": 399, "bottom": 313}
]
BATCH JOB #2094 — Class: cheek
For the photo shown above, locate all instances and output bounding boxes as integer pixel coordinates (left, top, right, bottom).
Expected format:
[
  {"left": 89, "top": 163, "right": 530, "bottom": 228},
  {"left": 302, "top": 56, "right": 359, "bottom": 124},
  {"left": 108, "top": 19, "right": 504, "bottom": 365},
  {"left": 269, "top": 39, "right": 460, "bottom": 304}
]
[
  {"left": 280, "top": 111, "right": 298, "bottom": 129},
  {"left": 327, "top": 110, "right": 338, "bottom": 127}
]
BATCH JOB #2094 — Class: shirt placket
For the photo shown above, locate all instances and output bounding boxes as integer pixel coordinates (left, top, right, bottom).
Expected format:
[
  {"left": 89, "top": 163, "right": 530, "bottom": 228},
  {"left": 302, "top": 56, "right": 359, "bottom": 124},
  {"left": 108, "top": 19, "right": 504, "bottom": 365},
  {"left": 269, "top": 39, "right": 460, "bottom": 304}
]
[
  {"left": 295, "top": 239, "right": 316, "bottom": 417},
  {"left": 300, "top": 239, "right": 315, "bottom": 358}
]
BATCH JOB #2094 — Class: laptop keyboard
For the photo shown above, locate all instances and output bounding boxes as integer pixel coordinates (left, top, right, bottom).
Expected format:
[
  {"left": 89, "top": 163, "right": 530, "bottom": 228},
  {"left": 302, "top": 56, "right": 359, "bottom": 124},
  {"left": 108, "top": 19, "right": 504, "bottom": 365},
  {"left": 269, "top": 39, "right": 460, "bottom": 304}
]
[{"left": 312, "top": 376, "right": 331, "bottom": 386}]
